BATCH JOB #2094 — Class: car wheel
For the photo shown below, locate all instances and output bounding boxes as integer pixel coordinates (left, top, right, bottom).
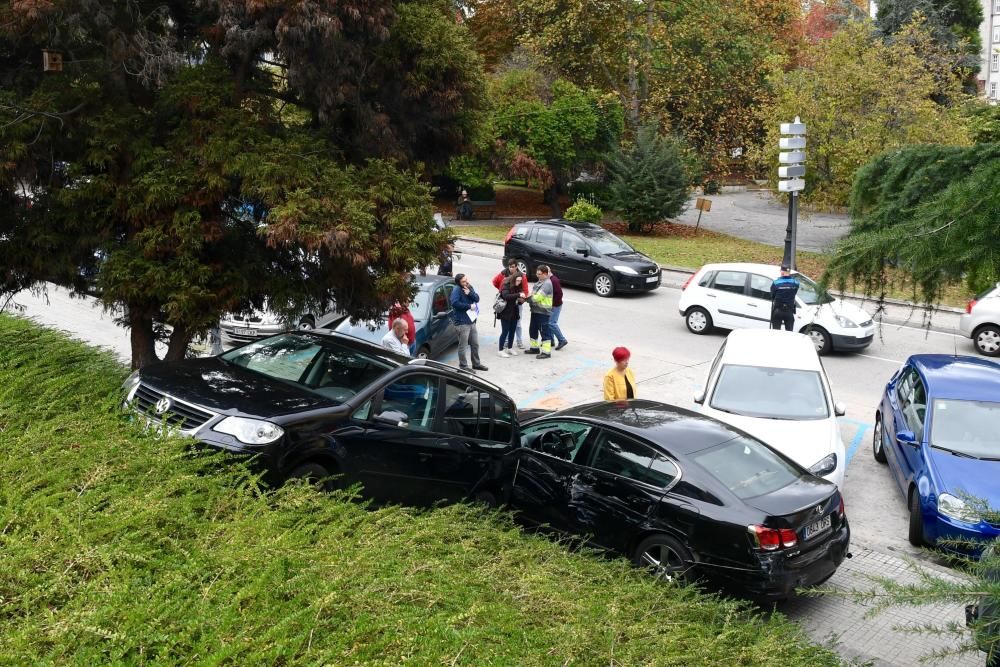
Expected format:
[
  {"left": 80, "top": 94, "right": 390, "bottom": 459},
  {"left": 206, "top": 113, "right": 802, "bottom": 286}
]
[
  {"left": 685, "top": 307, "right": 713, "bottom": 335},
  {"left": 803, "top": 325, "right": 832, "bottom": 355},
  {"left": 908, "top": 489, "right": 925, "bottom": 547},
  {"left": 416, "top": 345, "right": 431, "bottom": 359},
  {"left": 633, "top": 534, "right": 693, "bottom": 583},
  {"left": 514, "top": 258, "right": 530, "bottom": 277},
  {"left": 287, "top": 462, "right": 337, "bottom": 492},
  {"left": 593, "top": 272, "right": 616, "bottom": 298},
  {"left": 974, "top": 325, "right": 1000, "bottom": 356},
  {"left": 298, "top": 316, "right": 316, "bottom": 331},
  {"left": 872, "top": 414, "right": 887, "bottom": 463},
  {"left": 470, "top": 489, "right": 499, "bottom": 507}
]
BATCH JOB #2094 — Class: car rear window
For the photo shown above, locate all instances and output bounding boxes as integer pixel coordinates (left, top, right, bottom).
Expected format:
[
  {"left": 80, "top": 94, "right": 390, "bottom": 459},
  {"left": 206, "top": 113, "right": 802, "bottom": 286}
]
[
  {"left": 692, "top": 435, "right": 802, "bottom": 499},
  {"left": 975, "top": 283, "right": 1000, "bottom": 300},
  {"left": 512, "top": 225, "right": 531, "bottom": 240}
]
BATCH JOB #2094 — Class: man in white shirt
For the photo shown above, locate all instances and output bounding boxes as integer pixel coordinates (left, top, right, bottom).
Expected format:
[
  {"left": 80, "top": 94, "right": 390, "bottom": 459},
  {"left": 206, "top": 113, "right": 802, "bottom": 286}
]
[{"left": 381, "top": 318, "right": 411, "bottom": 357}]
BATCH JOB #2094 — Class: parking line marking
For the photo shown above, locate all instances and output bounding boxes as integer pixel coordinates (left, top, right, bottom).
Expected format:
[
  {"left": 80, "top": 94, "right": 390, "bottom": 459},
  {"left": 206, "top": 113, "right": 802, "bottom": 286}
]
[
  {"left": 856, "top": 353, "right": 904, "bottom": 364},
  {"left": 845, "top": 423, "right": 871, "bottom": 466},
  {"left": 518, "top": 360, "right": 602, "bottom": 409}
]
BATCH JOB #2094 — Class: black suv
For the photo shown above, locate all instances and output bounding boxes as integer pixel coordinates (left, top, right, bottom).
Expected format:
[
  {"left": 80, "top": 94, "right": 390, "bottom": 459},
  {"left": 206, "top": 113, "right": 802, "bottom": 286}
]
[
  {"left": 123, "top": 331, "right": 518, "bottom": 505},
  {"left": 502, "top": 220, "right": 660, "bottom": 297}
]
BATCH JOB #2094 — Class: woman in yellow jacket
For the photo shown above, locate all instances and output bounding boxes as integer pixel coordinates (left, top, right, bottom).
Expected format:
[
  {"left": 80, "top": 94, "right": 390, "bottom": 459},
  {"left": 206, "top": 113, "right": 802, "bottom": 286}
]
[{"left": 603, "top": 346, "right": 637, "bottom": 401}]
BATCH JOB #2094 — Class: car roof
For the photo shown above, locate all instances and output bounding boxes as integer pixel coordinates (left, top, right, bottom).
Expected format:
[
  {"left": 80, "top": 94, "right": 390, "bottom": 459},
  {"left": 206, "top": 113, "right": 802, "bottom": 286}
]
[
  {"left": 697, "top": 262, "right": 801, "bottom": 279},
  {"left": 413, "top": 274, "right": 454, "bottom": 289},
  {"left": 517, "top": 219, "right": 604, "bottom": 232},
  {"left": 909, "top": 354, "right": 1000, "bottom": 402},
  {"left": 545, "top": 399, "right": 754, "bottom": 456},
  {"left": 720, "top": 330, "right": 821, "bottom": 371},
  {"left": 304, "top": 329, "right": 410, "bottom": 365}
]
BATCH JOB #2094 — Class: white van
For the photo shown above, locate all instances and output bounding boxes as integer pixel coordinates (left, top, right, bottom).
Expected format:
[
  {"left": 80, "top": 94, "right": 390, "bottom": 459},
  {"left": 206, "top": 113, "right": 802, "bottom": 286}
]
[
  {"left": 695, "top": 329, "right": 847, "bottom": 488},
  {"left": 677, "top": 262, "right": 874, "bottom": 355}
]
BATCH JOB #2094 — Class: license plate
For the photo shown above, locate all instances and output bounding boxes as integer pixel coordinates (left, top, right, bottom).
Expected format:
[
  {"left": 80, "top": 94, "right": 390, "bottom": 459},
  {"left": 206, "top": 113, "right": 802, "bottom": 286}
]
[
  {"left": 234, "top": 327, "right": 257, "bottom": 336},
  {"left": 646, "top": 275, "right": 659, "bottom": 283},
  {"left": 804, "top": 515, "right": 832, "bottom": 540}
]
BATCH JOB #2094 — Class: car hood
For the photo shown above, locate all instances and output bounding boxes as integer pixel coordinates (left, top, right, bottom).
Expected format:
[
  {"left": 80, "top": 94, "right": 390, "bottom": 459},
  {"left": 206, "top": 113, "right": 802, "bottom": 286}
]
[
  {"left": 929, "top": 448, "right": 1000, "bottom": 509},
  {"left": 136, "top": 357, "right": 335, "bottom": 419},
  {"left": 705, "top": 411, "right": 840, "bottom": 471},
  {"left": 807, "top": 299, "right": 872, "bottom": 326},
  {"left": 606, "top": 252, "right": 658, "bottom": 269}
]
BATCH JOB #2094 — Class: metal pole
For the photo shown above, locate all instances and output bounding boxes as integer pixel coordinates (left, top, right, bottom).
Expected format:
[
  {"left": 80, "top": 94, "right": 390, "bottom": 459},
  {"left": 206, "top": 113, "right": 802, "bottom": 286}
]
[
  {"left": 789, "top": 191, "right": 798, "bottom": 272},
  {"left": 782, "top": 192, "right": 795, "bottom": 270}
]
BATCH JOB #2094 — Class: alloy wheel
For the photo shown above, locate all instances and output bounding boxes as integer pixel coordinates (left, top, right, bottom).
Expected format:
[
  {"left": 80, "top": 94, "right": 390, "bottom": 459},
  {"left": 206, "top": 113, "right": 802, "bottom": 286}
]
[
  {"left": 640, "top": 544, "right": 685, "bottom": 582},
  {"left": 516, "top": 259, "right": 529, "bottom": 276},
  {"left": 594, "top": 273, "right": 614, "bottom": 297}
]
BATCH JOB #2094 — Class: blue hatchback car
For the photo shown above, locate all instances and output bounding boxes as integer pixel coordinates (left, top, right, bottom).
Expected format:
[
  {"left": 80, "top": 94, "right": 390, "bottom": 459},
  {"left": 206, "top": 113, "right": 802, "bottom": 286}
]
[{"left": 874, "top": 355, "right": 1000, "bottom": 551}]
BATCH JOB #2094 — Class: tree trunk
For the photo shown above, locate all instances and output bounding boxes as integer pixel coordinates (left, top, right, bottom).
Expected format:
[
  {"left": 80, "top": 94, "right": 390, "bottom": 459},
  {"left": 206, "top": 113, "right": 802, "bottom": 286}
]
[
  {"left": 129, "top": 308, "right": 159, "bottom": 370},
  {"left": 164, "top": 324, "right": 194, "bottom": 363},
  {"left": 544, "top": 184, "right": 562, "bottom": 218}
]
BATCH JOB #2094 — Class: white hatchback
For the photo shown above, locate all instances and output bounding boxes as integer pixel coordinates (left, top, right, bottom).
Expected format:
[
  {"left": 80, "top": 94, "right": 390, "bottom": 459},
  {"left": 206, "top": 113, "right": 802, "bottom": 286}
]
[
  {"left": 678, "top": 262, "right": 874, "bottom": 355},
  {"left": 695, "top": 329, "right": 847, "bottom": 488}
]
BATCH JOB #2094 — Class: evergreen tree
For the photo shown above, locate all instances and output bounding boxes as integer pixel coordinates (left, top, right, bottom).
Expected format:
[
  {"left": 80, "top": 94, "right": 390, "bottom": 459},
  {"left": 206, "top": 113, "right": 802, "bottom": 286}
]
[
  {"left": 876, "top": 0, "right": 984, "bottom": 77},
  {"left": 607, "top": 126, "right": 693, "bottom": 233}
]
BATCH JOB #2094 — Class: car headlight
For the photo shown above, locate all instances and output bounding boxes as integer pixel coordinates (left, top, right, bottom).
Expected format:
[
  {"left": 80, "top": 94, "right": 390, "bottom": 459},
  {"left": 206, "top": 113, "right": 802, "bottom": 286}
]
[
  {"left": 834, "top": 315, "right": 858, "bottom": 328},
  {"left": 808, "top": 453, "right": 838, "bottom": 478},
  {"left": 612, "top": 265, "right": 639, "bottom": 275},
  {"left": 122, "top": 370, "right": 141, "bottom": 391},
  {"left": 938, "top": 492, "right": 981, "bottom": 524},
  {"left": 212, "top": 416, "right": 284, "bottom": 445}
]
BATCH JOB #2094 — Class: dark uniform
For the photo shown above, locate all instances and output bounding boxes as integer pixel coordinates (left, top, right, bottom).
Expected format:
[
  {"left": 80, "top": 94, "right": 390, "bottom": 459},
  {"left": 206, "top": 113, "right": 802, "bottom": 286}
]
[{"left": 770, "top": 273, "right": 799, "bottom": 331}]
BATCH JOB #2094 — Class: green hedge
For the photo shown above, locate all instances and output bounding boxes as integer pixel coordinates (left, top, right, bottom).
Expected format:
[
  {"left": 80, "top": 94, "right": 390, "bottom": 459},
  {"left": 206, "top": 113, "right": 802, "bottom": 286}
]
[{"left": 0, "top": 315, "right": 842, "bottom": 666}]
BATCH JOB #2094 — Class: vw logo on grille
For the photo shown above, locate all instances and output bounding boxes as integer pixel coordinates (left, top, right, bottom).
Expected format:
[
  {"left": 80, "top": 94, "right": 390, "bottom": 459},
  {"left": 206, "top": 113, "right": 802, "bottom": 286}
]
[{"left": 154, "top": 397, "right": 172, "bottom": 415}]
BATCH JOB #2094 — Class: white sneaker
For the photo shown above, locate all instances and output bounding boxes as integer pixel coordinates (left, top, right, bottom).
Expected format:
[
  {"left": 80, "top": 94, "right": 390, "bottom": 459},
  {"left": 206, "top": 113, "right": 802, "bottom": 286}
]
[
  {"left": 507, "top": 348, "right": 519, "bottom": 356},
  {"left": 497, "top": 350, "right": 510, "bottom": 358},
  {"left": 515, "top": 341, "right": 525, "bottom": 349}
]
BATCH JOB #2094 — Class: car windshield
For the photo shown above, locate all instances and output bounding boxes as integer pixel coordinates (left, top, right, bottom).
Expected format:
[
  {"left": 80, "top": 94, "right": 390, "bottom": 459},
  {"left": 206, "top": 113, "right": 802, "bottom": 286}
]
[
  {"left": 579, "top": 229, "right": 634, "bottom": 255},
  {"left": 221, "top": 333, "right": 394, "bottom": 402},
  {"left": 710, "top": 364, "right": 829, "bottom": 420},
  {"left": 409, "top": 287, "right": 432, "bottom": 320},
  {"left": 930, "top": 399, "right": 1000, "bottom": 460},
  {"left": 693, "top": 435, "right": 802, "bottom": 499},
  {"left": 793, "top": 273, "right": 834, "bottom": 305}
]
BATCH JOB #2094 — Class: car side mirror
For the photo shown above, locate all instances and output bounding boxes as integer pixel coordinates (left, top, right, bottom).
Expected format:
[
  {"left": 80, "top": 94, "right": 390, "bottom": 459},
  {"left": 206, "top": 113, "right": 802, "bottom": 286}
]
[
  {"left": 896, "top": 430, "right": 917, "bottom": 446},
  {"left": 693, "top": 391, "right": 705, "bottom": 405},
  {"left": 834, "top": 402, "right": 847, "bottom": 417},
  {"left": 374, "top": 410, "right": 409, "bottom": 427},
  {"left": 575, "top": 247, "right": 589, "bottom": 257}
]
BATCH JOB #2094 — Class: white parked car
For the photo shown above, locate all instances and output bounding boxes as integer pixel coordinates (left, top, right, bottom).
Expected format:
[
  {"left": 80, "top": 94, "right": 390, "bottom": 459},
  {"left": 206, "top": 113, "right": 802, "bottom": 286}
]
[
  {"left": 695, "top": 329, "right": 847, "bottom": 488},
  {"left": 959, "top": 282, "right": 1000, "bottom": 356},
  {"left": 220, "top": 304, "right": 344, "bottom": 344},
  {"left": 678, "top": 262, "right": 875, "bottom": 355}
]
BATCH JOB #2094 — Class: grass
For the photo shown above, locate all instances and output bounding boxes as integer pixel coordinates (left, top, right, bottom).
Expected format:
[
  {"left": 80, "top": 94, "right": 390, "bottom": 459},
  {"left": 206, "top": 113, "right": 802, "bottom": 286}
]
[
  {"left": 0, "top": 315, "right": 843, "bottom": 665},
  {"left": 456, "top": 224, "right": 974, "bottom": 309}
]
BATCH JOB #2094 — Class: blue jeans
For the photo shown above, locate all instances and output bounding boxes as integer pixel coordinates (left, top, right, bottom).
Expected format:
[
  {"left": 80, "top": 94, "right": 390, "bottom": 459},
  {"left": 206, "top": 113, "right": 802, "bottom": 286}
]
[
  {"left": 548, "top": 305, "right": 567, "bottom": 345},
  {"left": 499, "top": 318, "right": 517, "bottom": 350},
  {"left": 513, "top": 302, "right": 524, "bottom": 345}
]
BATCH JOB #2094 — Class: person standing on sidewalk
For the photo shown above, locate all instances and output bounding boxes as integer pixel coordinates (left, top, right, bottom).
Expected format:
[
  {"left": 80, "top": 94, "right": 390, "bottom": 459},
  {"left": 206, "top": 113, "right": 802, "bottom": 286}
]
[
  {"left": 548, "top": 270, "right": 568, "bottom": 350},
  {"left": 603, "top": 347, "right": 637, "bottom": 401},
  {"left": 526, "top": 265, "right": 554, "bottom": 359},
  {"left": 450, "top": 273, "right": 489, "bottom": 372},
  {"left": 770, "top": 265, "right": 799, "bottom": 332},
  {"left": 438, "top": 242, "right": 457, "bottom": 277},
  {"left": 492, "top": 260, "right": 529, "bottom": 349},
  {"left": 496, "top": 271, "right": 525, "bottom": 358}
]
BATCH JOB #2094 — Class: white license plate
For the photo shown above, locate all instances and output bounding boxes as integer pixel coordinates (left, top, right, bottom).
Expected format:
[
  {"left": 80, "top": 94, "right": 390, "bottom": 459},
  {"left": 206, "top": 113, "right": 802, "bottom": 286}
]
[
  {"left": 804, "top": 515, "right": 832, "bottom": 540},
  {"left": 646, "top": 276, "right": 659, "bottom": 283},
  {"left": 234, "top": 327, "right": 257, "bottom": 336}
]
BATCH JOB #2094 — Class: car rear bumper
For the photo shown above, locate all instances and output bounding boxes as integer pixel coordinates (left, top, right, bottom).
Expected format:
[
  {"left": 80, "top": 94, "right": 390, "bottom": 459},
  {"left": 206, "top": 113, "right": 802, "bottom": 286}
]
[
  {"left": 220, "top": 323, "right": 289, "bottom": 342},
  {"left": 831, "top": 332, "right": 873, "bottom": 351},
  {"left": 708, "top": 521, "right": 851, "bottom": 600},
  {"left": 958, "top": 314, "right": 976, "bottom": 338}
]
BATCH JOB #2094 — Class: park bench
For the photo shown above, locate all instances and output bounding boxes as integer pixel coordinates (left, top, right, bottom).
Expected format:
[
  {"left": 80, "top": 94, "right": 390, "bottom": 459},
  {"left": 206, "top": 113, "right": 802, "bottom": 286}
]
[{"left": 456, "top": 199, "right": 498, "bottom": 220}]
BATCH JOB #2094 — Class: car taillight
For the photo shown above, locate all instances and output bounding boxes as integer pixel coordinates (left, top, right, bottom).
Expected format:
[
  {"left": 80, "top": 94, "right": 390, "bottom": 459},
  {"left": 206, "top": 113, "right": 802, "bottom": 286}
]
[
  {"left": 748, "top": 525, "right": 798, "bottom": 551},
  {"left": 838, "top": 497, "right": 845, "bottom": 519},
  {"left": 967, "top": 299, "right": 977, "bottom": 314},
  {"left": 504, "top": 227, "right": 516, "bottom": 244},
  {"left": 682, "top": 275, "right": 695, "bottom": 290}
]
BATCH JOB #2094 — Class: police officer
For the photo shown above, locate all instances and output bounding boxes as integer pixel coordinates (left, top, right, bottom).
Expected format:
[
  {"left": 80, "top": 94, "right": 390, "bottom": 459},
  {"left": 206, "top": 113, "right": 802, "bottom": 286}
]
[{"left": 770, "top": 265, "right": 799, "bottom": 331}]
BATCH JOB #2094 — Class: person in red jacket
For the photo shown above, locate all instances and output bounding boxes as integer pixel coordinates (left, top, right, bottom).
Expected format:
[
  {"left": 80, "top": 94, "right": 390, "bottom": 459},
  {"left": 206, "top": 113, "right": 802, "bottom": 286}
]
[{"left": 492, "top": 261, "right": 528, "bottom": 349}]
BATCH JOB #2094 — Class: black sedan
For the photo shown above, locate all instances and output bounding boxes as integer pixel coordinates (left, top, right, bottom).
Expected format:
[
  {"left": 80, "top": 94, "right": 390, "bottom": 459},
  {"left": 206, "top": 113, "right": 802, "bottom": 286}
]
[
  {"left": 123, "top": 331, "right": 518, "bottom": 505},
  {"left": 508, "top": 400, "right": 850, "bottom": 600}
]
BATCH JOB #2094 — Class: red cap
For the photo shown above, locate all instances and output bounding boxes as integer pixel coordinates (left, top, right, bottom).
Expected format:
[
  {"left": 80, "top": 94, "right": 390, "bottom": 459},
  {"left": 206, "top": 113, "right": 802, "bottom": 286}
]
[{"left": 612, "top": 347, "right": 631, "bottom": 362}]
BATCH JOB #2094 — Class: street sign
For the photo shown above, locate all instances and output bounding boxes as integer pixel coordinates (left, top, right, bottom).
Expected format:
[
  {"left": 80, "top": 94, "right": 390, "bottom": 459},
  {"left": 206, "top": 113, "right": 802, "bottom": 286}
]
[
  {"left": 778, "top": 165, "right": 806, "bottom": 178},
  {"left": 778, "top": 151, "right": 806, "bottom": 164},
  {"left": 778, "top": 178, "right": 805, "bottom": 193},
  {"left": 695, "top": 197, "right": 712, "bottom": 212},
  {"left": 779, "top": 137, "right": 806, "bottom": 150},
  {"left": 42, "top": 50, "right": 63, "bottom": 72},
  {"left": 780, "top": 121, "right": 806, "bottom": 135}
]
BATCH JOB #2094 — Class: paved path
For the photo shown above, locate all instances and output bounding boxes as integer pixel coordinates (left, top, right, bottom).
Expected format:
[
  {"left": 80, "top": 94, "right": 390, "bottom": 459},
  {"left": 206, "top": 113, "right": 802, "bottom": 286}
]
[{"left": 675, "top": 190, "right": 853, "bottom": 253}]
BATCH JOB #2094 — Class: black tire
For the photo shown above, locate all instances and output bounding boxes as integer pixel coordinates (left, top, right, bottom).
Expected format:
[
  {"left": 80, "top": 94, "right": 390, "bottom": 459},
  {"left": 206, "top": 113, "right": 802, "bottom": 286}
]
[
  {"left": 633, "top": 534, "right": 694, "bottom": 583},
  {"left": 287, "top": 462, "right": 337, "bottom": 492},
  {"left": 908, "top": 489, "right": 925, "bottom": 547},
  {"left": 685, "top": 307, "right": 713, "bottom": 335},
  {"left": 416, "top": 345, "right": 431, "bottom": 359},
  {"left": 297, "top": 315, "right": 316, "bottom": 331},
  {"left": 470, "top": 489, "right": 499, "bottom": 507},
  {"left": 974, "top": 324, "right": 1000, "bottom": 357},
  {"left": 872, "top": 414, "right": 887, "bottom": 464},
  {"left": 802, "top": 325, "right": 832, "bottom": 356},
  {"left": 593, "top": 272, "right": 616, "bottom": 298}
]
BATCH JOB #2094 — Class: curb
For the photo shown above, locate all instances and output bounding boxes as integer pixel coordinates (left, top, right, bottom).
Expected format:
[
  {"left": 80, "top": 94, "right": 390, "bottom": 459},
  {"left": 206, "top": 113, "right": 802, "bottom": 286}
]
[{"left": 456, "top": 236, "right": 966, "bottom": 320}]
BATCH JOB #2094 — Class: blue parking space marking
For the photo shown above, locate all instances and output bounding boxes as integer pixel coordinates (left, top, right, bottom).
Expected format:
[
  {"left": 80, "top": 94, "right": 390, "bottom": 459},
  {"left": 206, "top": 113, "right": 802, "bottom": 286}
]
[
  {"left": 518, "top": 360, "right": 602, "bottom": 409},
  {"left": 844, "top": 421, "right": 871, "bottom": 466}
]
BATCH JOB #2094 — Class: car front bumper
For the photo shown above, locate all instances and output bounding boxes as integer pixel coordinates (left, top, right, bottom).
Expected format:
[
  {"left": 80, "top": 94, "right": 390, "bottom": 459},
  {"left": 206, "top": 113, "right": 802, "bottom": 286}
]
[
  {"left": 830, "top": 331, "right": 874, "bottom": 351},
  {"left": 615, "top": 271, "right": 661, "bottom": 293},
  {"left": 220, "top": 322, "right": 289, "bottom": 343},
  {"left": 927, "top": 513, "right": 1000, "bottom": 555}
]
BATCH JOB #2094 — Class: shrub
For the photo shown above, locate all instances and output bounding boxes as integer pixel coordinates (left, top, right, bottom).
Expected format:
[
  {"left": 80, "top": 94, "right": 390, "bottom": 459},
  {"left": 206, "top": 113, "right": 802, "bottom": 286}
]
[
  {"left": 564, "top": 197, "right": 603, "bottom": 224},
  {"left": 608, "top": 126, "right": 693, "bottom": 233}
]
